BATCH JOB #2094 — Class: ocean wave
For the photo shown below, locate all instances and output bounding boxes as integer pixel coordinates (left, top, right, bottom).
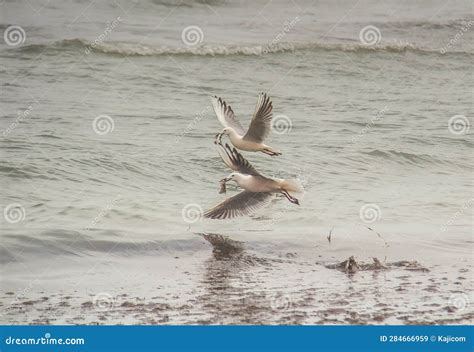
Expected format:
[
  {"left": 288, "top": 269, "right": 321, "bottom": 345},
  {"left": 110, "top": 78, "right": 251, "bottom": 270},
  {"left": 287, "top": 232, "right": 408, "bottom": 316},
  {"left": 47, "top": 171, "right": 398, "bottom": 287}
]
[
  {"left": 0, "top": 230, "right": 209, "bottom": 263},
  {"left": 0, "top": 164, "right": 52, "bottom": 180},
  {"left": 365, "top": 149, "right": 453, "bottom": 166},
  {"left": 395, "top": 18, "right": 474, "bottom": 31},
  {"left": 16, "top": 38, "right": 473, "bottom": 57},
  {"left": 0, "top": 230, "right": 296, "bottom": 263},
  {"left": 150, "top": 0, "right": 224, "bottom": 7}
]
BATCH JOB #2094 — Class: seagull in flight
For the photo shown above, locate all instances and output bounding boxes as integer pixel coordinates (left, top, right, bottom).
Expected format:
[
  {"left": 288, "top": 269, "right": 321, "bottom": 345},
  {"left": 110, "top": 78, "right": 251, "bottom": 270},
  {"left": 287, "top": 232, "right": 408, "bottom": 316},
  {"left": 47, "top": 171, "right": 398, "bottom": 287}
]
[
  {"left": 211, "top": 93, "right": 281, "bottom": 156},
  {"left": 204, "top": 141, "right": 302, "bottom": 220}
]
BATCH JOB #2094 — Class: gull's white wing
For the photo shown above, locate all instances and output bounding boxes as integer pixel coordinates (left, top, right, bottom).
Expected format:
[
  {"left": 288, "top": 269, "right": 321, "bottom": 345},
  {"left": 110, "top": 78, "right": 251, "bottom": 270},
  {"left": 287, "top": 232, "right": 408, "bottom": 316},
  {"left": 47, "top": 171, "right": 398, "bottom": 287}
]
[
  {"left": 242, "top": 92, "right": 273, "bottom": 143},
  {"left": 204, "top": 191, "right": 273, "bottom": 219},
  {"left": 215, "top": 141, "right": 261, "bottom": 176},
  {"left": 211, "top": 96, "right": 246, "bottom": 135}
]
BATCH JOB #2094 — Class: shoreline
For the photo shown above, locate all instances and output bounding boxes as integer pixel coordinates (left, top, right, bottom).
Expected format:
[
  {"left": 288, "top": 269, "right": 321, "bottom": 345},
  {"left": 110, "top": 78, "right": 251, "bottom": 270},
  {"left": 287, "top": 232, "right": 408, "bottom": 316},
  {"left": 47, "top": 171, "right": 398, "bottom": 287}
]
[{"left": 2, "top": 233, "right": 472, "bottom": 325}]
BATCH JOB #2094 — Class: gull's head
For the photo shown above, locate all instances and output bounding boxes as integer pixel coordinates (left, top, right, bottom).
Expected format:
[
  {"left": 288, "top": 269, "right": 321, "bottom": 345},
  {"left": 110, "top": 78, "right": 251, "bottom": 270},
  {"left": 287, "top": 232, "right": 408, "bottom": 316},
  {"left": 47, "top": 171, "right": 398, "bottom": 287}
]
[
  {"left": 222, "top": 127, "right": 232, "bottom": 135},
  {"left": 220, "top": 172, "right": 238, "bottom": 183}
]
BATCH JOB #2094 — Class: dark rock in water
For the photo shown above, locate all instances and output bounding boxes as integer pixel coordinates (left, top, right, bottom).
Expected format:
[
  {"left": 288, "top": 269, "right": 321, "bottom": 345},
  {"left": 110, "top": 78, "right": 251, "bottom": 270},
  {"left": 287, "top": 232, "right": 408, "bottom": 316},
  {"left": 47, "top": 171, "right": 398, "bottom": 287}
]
[
  {"left": 325, "top": 256, "right": 428, "bottom": 274},
  {"left": 389, "top": 260, "right": 429, "bottom": 272},
  {"left": 326, "top": 256, "right": 360, "bottom": 273},
  {"left": 359, "top": 257, "right": 388, "bottom": 271}
]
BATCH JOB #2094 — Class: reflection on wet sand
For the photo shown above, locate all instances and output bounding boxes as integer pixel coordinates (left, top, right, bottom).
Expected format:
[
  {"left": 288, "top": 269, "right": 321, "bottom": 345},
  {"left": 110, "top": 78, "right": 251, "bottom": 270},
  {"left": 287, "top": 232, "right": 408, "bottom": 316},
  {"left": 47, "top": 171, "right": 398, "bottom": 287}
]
[
  {"left": 195, "top": 233, "right": 473, "bottom": 325},
  {"left": 197, "top": 233, "right": 276, "bottom": 324}
]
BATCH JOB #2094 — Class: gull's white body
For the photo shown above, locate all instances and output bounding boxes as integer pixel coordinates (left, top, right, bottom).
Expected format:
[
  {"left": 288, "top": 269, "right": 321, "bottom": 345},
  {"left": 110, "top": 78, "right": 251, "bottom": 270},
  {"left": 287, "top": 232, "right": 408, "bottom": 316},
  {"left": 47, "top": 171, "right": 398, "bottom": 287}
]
[
  {"left": 226, "top": 128, "right": 274, "bottom": 153},
  {"left": 232, "top": 173, "right": 281, "bottom": 193}
]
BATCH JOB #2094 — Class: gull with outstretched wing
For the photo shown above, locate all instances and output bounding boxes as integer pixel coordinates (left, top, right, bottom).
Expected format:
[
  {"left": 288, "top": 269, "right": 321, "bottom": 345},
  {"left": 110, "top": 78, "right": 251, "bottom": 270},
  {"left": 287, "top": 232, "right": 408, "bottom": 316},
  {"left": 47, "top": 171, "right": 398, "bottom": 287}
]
[
  {"left": 211, "top": 93, "right": 281, "bottom": 156},
  {"left": 204, "top": 141, "right": 302, "bottom": 220}
]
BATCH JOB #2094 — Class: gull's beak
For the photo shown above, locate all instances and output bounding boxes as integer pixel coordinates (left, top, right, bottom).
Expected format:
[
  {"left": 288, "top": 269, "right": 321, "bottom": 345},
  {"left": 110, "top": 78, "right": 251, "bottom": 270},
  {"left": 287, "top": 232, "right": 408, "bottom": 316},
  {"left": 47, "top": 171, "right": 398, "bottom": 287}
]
[{"left": 220, "top": 176, "right": 231, "bottom": 183}]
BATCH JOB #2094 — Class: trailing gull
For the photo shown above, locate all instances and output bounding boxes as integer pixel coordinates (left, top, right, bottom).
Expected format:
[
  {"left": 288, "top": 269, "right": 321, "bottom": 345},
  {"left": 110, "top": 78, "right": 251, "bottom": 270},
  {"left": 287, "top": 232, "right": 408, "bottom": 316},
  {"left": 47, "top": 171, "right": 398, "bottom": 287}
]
[
  {"left": 211, "top": 93, "right": 281, "bottom": 156},
  {"left": 204, "top": 141, "right": 302, "bottom": 220}
]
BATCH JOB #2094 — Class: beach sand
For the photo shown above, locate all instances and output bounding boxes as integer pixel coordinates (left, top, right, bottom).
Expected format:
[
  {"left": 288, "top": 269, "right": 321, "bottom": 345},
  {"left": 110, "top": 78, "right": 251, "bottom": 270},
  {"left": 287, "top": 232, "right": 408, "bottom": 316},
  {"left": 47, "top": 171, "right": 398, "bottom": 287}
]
[{"left": 1, "top": 231, "right": 472, "bottom": 325}]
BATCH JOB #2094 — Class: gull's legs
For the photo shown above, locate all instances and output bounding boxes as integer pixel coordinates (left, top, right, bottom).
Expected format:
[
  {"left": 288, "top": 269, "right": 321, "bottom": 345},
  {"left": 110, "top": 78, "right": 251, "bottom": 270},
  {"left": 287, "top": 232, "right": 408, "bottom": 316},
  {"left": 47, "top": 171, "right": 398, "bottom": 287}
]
[{"left": 281, "top": 190, "right": 300, "bottom": 205}]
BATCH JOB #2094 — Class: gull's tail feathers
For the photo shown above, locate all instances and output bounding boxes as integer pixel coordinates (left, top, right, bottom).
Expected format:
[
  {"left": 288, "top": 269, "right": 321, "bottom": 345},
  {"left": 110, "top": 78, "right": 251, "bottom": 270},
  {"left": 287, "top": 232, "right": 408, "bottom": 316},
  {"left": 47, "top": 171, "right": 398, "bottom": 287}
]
[{"left": 280, "top": 178, "right": 304, "bottom": 195}]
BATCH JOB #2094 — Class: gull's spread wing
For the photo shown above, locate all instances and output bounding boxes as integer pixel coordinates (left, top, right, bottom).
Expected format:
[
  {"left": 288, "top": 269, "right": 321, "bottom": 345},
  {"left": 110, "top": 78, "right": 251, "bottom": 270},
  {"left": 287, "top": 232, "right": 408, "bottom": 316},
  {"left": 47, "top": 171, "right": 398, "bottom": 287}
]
[
  {"left": 211, "top": 96, "right": 245, "bottom": 135},
  {"left": 242, "top": 92, "right": 273, "bottom": 143},
  {"left": 215, "top": 141, "right": 261, "bottom": 176},
  {"left": 204, "top": 191, "right": 272, "bottom": 219}
]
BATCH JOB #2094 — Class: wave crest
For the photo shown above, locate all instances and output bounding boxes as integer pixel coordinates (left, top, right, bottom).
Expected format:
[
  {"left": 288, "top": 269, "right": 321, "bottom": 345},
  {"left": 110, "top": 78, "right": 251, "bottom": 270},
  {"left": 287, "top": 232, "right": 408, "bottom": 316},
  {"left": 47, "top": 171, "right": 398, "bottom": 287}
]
[{"left": 16, "top": 38, "right": 473, "bottom": 57}]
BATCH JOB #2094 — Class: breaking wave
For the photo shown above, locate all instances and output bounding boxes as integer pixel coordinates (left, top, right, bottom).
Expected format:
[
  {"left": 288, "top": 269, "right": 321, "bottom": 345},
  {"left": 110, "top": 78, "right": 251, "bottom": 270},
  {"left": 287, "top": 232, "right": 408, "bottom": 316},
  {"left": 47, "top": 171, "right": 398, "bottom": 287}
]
[{"left": 15, "top": 38, "right": 473, "bottom": 57}]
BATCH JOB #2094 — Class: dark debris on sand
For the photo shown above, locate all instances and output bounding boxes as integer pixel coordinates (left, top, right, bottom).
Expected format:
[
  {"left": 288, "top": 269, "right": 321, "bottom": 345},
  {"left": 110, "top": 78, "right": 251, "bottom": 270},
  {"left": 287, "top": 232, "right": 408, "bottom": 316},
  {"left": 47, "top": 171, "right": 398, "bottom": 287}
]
[{"left": 325, "top": 256, "right": 428, "bottom": 274}]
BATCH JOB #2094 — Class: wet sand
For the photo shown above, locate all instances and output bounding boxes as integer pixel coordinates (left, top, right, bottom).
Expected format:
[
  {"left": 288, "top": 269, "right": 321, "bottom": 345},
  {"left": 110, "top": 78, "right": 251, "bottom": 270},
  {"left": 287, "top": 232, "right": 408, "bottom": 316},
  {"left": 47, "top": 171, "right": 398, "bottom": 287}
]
[{"left": 1, "top": 233, "right": 472, "bottom": 325}]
